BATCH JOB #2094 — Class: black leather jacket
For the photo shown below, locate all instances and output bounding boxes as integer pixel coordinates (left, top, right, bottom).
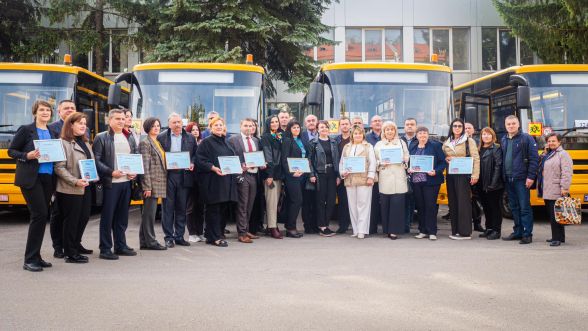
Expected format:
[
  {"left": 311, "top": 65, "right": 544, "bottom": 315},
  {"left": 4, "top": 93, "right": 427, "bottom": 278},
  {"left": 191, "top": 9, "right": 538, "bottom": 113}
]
[
  {"left": 92, "top": 129, "right": 137, "bottom": 188},
  {"left": 478, "top": 144, "right": 504, "bottom": 192},
  {"left": 309, "top": 136, "right": 340, "bottom": 176}
]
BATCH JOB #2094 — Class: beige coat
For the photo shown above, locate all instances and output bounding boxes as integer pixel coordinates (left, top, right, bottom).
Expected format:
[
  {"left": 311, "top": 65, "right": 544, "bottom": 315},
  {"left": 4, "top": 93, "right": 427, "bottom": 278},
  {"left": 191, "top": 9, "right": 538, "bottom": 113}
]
[
  {"left": 339, "top": 141, "right": 377, "bottom": 186},
  {"left": 374, "top": 138, "right": 409, "bottom": 194},
  {"left": 54, "top": 139, "right": 95, "bottom": 195},
  {"left": 140, "top": 137, "right": 167, "bottom": 198},
  {"left": 442, "top": 135, "right": 480, "bottom": 180},
  {"left": 541, "top": 147, "right": 573, "bottom": 200}
]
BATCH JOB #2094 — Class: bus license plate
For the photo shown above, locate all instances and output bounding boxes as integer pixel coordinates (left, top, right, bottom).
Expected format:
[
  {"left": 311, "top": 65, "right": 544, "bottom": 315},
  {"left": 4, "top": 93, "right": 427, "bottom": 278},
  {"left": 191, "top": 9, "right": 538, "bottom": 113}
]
[{"left": 0, "top": 194, "right": 8, "bottom": 202}]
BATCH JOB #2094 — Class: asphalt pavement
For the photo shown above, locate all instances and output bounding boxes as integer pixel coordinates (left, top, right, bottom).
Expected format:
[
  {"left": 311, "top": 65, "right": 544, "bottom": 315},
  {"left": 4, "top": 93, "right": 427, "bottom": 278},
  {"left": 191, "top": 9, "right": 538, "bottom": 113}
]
[{"left": 1, "top": 206, "right": 587, "bottom": 330}]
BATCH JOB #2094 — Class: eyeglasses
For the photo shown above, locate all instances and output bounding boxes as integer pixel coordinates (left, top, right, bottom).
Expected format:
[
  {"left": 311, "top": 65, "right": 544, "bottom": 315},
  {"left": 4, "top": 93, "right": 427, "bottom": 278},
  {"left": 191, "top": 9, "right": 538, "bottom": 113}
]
[{"left": 452, "top": 125, "right": 463, "bottom": 128}]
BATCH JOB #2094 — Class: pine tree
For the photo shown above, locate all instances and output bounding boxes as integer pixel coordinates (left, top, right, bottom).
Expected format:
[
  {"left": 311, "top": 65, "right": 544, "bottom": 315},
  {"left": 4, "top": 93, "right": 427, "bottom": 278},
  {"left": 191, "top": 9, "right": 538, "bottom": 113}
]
[
  {"left": 143, "top": 0, "right": 333, "bottom": 96},
  {"left": 494, "top": 0, "right": 588, "bottom": 63}
]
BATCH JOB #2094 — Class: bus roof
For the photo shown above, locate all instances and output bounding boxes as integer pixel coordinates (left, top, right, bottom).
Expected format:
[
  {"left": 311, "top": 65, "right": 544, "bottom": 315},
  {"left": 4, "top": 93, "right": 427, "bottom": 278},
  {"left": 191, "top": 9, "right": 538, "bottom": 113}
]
[
  {"left": 133, "top": 63, "right": 265, "bottom": 74},
  {"left": 455, "top": 64, "right": 588, "bottom": 90},
  {"left": 320, "top": 62, "right": 452, "bottom": 73},
  {"left": 0, "top": 63, "right": 118, "bottom": 86}
]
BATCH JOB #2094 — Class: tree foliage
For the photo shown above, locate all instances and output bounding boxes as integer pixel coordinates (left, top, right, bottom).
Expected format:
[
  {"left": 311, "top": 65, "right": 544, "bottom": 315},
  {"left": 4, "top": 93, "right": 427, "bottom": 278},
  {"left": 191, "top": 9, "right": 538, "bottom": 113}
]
[
  {"left": 494, "top": 0, "right": 588, "bottom": 63},
  {"left": 143, "top": 0, "right": 334, "bottom": 96}
]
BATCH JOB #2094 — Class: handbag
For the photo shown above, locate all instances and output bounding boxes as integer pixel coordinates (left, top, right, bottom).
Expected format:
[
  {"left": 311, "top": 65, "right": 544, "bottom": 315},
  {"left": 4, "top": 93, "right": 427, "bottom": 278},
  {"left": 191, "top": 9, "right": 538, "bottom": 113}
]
[
  {"left": 130, "top": 179, "right": 143, "bottom": 201},
  {"left": 554, "top": 195, "right": 582, "bottom": 225}
]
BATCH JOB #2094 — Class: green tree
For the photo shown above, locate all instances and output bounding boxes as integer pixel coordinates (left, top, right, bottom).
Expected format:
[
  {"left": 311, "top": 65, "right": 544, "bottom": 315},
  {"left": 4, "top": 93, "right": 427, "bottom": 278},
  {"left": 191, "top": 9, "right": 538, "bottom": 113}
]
[
  {"left": 46, "top": 0, "right": 162, "bottom": 75},
  {"left": 494, "top": 0, "right": 588, "bottom": 63},
  {"left": 0, "top": 0, "right": 58, "bottom": 61},
  {"left": 144, "top": 0, "right": 334, "bottom": 96}
]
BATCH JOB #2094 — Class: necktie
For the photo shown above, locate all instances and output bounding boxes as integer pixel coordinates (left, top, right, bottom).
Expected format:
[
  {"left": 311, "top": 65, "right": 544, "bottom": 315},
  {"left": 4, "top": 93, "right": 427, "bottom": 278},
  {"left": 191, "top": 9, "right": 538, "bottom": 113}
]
[{"left": 246, "top": 137, "right": 253, "bottom": 152}]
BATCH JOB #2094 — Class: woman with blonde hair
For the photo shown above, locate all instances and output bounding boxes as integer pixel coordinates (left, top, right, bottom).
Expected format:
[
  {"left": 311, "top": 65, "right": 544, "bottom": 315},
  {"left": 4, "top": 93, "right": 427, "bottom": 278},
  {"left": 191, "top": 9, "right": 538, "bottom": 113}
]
[
  {"left": 339, "top": 125, "right": 377, "bottom": 239},
  {"left": 374, "top": 121, "right": 410, "bottom": 239}
]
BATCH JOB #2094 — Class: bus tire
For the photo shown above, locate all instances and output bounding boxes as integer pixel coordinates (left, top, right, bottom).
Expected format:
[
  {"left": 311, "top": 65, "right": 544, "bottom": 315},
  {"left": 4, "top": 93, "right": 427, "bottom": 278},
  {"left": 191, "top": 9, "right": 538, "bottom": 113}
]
[{"left": 501, "top": 191, "right": 512, "bottom": 219}]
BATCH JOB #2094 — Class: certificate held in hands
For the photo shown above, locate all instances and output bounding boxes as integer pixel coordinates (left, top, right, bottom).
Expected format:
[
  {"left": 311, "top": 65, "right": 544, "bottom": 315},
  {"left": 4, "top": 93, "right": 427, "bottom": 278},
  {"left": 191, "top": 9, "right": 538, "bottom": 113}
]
[
  {"left": 379, "top": 148, "right": 403, "bottom": 164},
  {"left": 409, "top": 155, "right": 434, "bottom": 173},
  {"left": 33, "top": 139, "right": 66, "bottom": 163},
  {"left": 78, "top": 159, "right": 99, "bottom": 182},
  {"left": 218, "top": 156, "right": 242, "bottom": 174},
  {"left": 244, "top": 151, "right": 266, "bottom": 167},
  {"left": 287, "top": 158, "right": 311, "bottom": 173},
  {"left": 448, "top": 157, "right": 473, "bottom": 174},
  {"left": 116, "top": 153, "right": 144, "bottom": 174},
  {"left": 343, "top": 156, "right": 366, "bottom": 173},
  {"left": 165, "top": 152, "right": 191, "bottom": 170}
]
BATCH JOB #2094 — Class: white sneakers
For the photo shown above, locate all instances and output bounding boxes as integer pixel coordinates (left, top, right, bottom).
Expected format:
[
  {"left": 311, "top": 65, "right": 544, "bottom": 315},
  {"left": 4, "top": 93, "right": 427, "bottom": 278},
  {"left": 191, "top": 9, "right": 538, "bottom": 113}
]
[
  {"left": 414, "top": 233, "right": 427, "bottom": 239},
  {"left": 358, "top": 234, "right": 365, "bottom": 239},
  {"left": 449, "top": 234, "right": 471, "bottom": 240},
  {"left": 429, "top": 235, "right": 437, "bottom": 241},
  {"left": 188, "top": 235, "right": 204, "bottom": 243}
]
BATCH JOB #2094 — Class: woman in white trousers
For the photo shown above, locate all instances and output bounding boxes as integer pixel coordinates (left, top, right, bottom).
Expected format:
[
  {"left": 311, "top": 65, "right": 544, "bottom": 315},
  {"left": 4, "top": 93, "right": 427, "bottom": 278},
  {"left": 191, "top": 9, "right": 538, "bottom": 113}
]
[{"left": 339, "top": 126, "right": 377, "bottom": 239}]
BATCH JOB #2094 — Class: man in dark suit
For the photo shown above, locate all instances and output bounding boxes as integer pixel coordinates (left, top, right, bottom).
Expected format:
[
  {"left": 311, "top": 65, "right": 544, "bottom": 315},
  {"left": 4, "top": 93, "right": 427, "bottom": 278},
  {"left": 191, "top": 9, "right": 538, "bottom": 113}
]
[
  {"left": 300, "top": 114, "right": 318, "bottom": 233},
  {"left": 47, "top": 100, "right": 78, "bottom": 258},
  {"left": 157, "top": 112, "right": 197, "bottom": 248},
  {"left": 401, "top": 117, "right": 418, "bottom": 233},
  {"left": 228, "top": 118, "right": 263, "bottom": 243}
]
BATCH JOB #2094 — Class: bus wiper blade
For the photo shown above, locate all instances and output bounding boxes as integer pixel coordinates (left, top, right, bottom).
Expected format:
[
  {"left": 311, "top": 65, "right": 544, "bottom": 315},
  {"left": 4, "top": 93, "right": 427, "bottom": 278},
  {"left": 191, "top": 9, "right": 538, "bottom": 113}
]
[{"left": 0, "top": 124, "right": 13, "bottom": 128}]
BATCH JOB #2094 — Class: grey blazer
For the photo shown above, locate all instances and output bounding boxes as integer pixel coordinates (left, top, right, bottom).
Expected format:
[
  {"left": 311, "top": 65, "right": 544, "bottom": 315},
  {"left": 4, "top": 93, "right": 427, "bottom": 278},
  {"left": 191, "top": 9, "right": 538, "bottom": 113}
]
[
  {"left": 140, "top": 137, "right": 167, "bottom": 198},
  {"left": 227, "top": 134, "right": 261, "bottom": 163}
]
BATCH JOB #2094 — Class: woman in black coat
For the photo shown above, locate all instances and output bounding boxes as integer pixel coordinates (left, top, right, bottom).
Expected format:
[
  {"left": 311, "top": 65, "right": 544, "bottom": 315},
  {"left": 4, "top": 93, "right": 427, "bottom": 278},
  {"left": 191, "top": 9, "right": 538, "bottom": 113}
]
[
  {"left": 195, "top": 117, "right": 239, "bottom": 247},
  {"left": 476, "top": 127, "right": 504, "bottom": 240},
  {"left": 280, "top": 120, "right": 309, "bottom": 238},
  {"left": 260, "top": 115, "right": 284, "bottom": 239},
  {"left": 8, "top": 100, "right": 59, "bottom": 272}
]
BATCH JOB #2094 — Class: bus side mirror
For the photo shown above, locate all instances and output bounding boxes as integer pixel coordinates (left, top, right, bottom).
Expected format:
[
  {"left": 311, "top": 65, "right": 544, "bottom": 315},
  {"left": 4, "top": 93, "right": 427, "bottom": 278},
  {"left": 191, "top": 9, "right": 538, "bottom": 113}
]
[
  {"left": 108, "top": 84, "right": 122, "bottom": 107},
  {"left": 82, "top": 108, "right": 95, "bottom": 136},
  {"left": 307, "top": 82, "right": 324, "bottom": 106},
  {"left": 517, "top": 86, "right": 531, "bottom": 109}
]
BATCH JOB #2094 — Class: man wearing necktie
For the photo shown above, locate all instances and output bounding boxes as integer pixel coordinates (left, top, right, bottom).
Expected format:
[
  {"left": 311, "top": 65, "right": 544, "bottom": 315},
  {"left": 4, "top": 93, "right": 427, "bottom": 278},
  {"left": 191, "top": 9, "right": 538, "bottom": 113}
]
[{"left": 228, "top": 118, "right": 264, "bottom": 243}]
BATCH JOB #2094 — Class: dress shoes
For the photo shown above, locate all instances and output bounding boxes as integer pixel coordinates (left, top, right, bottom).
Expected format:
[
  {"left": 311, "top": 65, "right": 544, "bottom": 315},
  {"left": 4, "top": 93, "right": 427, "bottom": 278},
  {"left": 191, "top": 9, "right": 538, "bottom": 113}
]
[
  {"left": 99, "top": 251, "right": 119, "bottom": 260},
  {"left": 519, "top": 236, "right": 533, "bottom": 244},
  {"left": 23, "top": 263, "right": 43, "bottom": 272},
  {"left": 246, "top": 232, "right": 260, "bottom": 239},
  {"left": 286, "top": 231, "right": 303, "bottom": 238},
  {"left": 238, "top": 235, "right": 253, "bottom": 243},
  {"left": 78, "top": 246, "right": 93, "bottom": 255},
  {"left": 140, "top": 243, "right": 167, "bottom": 250},
  {"left": 115, "top": 248, "right": 137, "bottom": 256},
  {"left": 502, "top": 233, "right": 523, "bottom": 241},
  {"left": 269, "top": 228, "right": 283, "bottom": 239},
  {"left": 65, "top": 255, "right": 89, "bottom": 264},
  {"left": 175, "top": 239, "right": 191, "bottom": 246},
  {"left": 39, "top": 259, "right": 52, "bottom": 268},
  {"left": 550, "top": 240, "right": 561, "bottom": 247},
  {"left": 486, "top": 231, "right": 501, "bottom": 240},
  {"left": 53, "top": 250, "right": 65, "bottom": 259},
  {"left": 165, "top": 240, "right": 175, "bottom": 248},
  {"left": 473, "top": 223, "right": 485, "bottom": 232},
  {"left": 479, "top": 229, "right": 492, "bottom": 238}
]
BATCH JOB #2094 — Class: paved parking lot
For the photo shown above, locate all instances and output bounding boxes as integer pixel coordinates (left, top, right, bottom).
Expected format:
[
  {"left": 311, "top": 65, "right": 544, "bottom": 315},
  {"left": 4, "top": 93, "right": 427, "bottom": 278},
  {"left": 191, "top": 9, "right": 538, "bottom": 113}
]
[{"left": 1, "top": 206, "right": 587, "bottom": 330}]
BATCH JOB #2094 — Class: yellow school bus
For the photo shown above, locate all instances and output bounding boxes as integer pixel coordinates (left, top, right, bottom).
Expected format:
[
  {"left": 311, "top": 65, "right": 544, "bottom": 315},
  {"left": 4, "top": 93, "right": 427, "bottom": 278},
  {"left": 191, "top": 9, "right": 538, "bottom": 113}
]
[
  {"left": 453, "top": 64, "right": 588, "bottom": 215},
  {"left": 109, "top": 62, "right": 266, "bottom": 135},
  {"left": 0, "top": 62, "right": 129, "bottom": 208},
  {"left": 306, "top": 62, "right": 454, "bottom": 204}
]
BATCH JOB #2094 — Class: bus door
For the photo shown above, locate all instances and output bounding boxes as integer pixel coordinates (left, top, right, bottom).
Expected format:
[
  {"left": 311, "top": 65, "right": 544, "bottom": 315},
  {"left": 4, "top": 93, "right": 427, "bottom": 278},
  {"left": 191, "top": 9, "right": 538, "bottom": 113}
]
[
  {"left": 460, "top": 93, "right": 490, "bottom": 133},
  {"left": 490, "top": 92, "right": 517, "bottom": 137}
]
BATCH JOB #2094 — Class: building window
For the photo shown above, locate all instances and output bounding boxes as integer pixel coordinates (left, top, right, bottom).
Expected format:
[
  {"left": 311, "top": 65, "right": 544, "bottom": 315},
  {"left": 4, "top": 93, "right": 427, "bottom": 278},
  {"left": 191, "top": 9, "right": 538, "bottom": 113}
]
[
  {"left": 305, "top": 28, "right": 335, "bottom": 62},
  {"left": 482, "top": 28, "right": 540, "bottom": 71},
  {"left": 414, "top": 28, "right": 470, "bottom": 70},
  {"left": 346, "top": 28, "right": 403, "bottom": 62}
]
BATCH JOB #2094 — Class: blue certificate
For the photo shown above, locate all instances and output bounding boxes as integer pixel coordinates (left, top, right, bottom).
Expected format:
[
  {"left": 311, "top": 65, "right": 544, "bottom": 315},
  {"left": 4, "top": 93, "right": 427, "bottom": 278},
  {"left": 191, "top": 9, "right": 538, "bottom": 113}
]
[
  {"left": 343, "top": 156, "right": 366, "bottom": 173},
  {"left": 244, "top": 151, "right": 266, "bottom": 167},
  {"left": 116, "top": 153, "right": 144, "bottom": 174},
  {"left": 78, "top": 159, "right": 99, "bottom": 182},
  {"left": 218, "top": 156, "right": 243, "bottom": 174},
  {"left": 287, "top": 158, "right": 311, "bottom": 173},
  {"left": 33, "top": 139, "right": 66, "bottom": 163},
  {"left": 165, "top": 152, "right": 191, "bottom": 170},
  {"left": 449, "top": 157, "right": 473, "bottom": 175},
  {"left": 379, "top": 148, "right": 403, "bottom": 164},
  {"left": 409, "top": 155, "right": 434, "bottom": 173}
]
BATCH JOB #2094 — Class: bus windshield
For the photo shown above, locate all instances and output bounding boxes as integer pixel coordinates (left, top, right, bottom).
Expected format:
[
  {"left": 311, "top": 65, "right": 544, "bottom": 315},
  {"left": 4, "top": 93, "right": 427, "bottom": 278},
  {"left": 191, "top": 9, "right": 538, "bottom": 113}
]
[
  {"left": 0, "top": 71, "right": 75, "bottom": 136},
  {"left": 323, "top": 70, "right": 452, "bottom": 135},
  {"left": 132, "top": 70, "right": 263, "bottom": 134},
  {"left": 526, "top": 72, "right": 588, "bottom": 137}
]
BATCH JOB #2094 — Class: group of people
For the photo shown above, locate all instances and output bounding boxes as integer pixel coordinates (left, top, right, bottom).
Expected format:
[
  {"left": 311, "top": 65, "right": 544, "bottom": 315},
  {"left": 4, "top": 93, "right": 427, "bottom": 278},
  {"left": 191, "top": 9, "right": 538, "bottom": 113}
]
[{"left": 9, "top": 100, "right": 574, "bottom": 272}]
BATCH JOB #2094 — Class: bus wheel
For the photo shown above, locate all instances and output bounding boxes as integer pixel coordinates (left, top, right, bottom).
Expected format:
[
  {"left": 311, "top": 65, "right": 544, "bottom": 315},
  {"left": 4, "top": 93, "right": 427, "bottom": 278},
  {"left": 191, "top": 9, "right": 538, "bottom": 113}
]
[{"left": 501, "top": 191, "right": 512, "bottom": 219}]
